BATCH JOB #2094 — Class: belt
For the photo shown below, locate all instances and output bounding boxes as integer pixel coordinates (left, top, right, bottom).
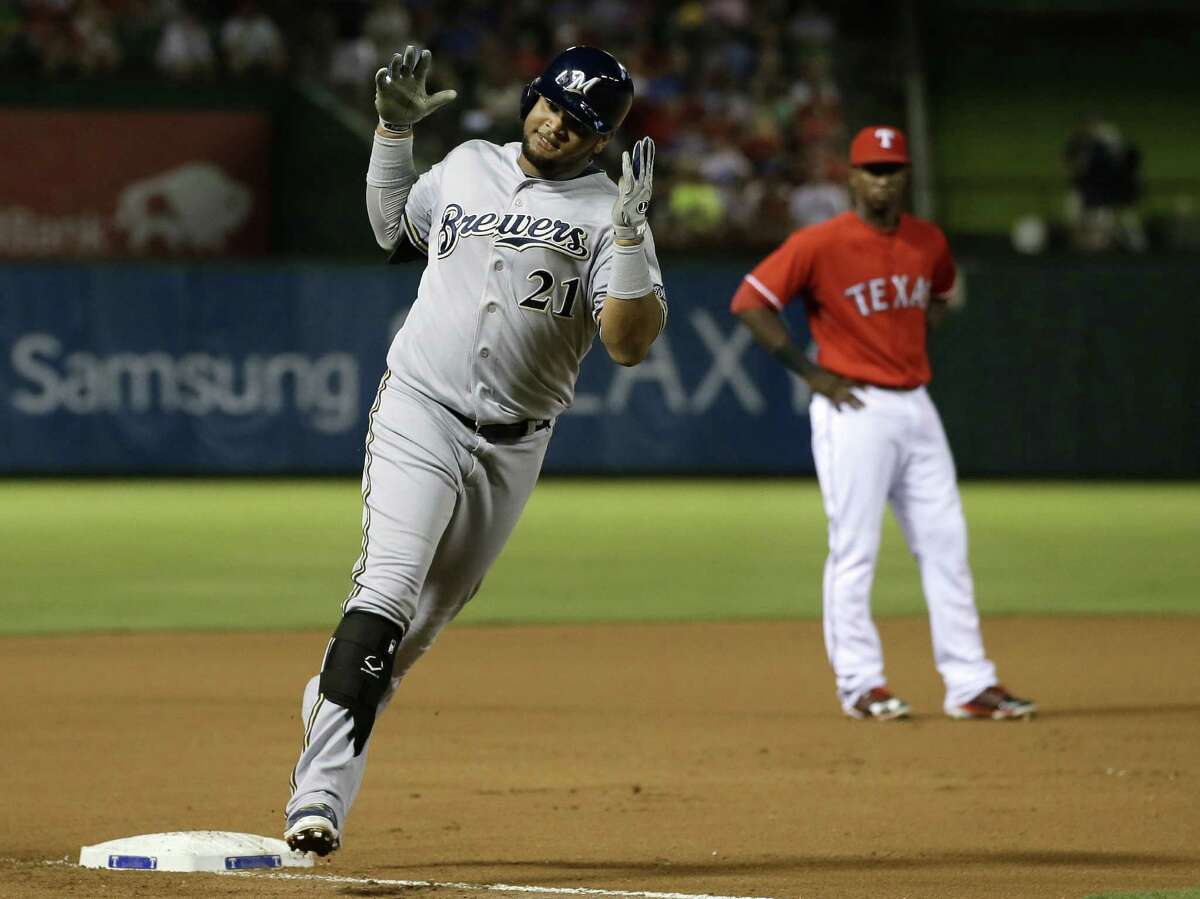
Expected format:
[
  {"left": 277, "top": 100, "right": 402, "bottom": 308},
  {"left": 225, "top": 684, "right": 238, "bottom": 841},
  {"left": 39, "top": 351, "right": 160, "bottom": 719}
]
[
  {"left": 438, "top": 401, "right": 551, "bottom": 441},
  {"left": 866, "top": 382, "right": 920, "bottom": 392}
]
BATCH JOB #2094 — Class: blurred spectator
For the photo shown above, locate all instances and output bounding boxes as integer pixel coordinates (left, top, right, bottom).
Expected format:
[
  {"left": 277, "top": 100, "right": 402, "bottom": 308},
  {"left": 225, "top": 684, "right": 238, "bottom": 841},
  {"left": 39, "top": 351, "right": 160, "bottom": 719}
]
[
  {"left": 790, "top": 1, "right": 836, "bottom": 46},
  {"left": 663, "top": 158, "right": 726, "bottom": 246},
  {"left": 1064, "top": 119, "right": 1146, "bottom": 253},
  {"left": 749, "top": 178, "right": 797, "bottom": 246},
  {"left": 698, "top": 133, "right": 753, "bottom": 186},
  {"left": 790, "top": 53, "right": 840, "bottom": 110},
  {"left": 461, "top": 36, "right": 523, "bottom": 140},
  {"left": 591, "top": 0, "right": 643, "bottom": 39},
  {"left": 73, "top": 0, "right": 122, "bottom": 74},
  {"left": 362, "top": 0, "right": 410, "bottom": 59},
  {"left": 705, "top": 0, "right": 752, "bottom": 30},
  {"left": 289, "top": 6, "right": 338, "bottom": 81},
  {"left": 327, "top": 28, "right": 378, "bottom": 106},
  {"left": 0, "top": 0, "right": 878, "bottom": 253},
  {"left": 220, "top": 1, "right": 286, "bottom": 77},
  {"left": 155, "top": 8, "right": 215, "bottom": 80},
  {"left": 788, "top": 146, "right": 849, "bottom": 228},
  {"left": 23, "top": 0, "right": 76, "bottom": 74}
]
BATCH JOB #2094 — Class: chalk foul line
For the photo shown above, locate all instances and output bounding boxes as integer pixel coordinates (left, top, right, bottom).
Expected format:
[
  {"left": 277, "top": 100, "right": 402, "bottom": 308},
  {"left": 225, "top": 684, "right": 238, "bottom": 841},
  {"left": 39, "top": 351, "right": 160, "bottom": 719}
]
[{"left": 224, "top": 869, "right": 778, "bottom": 899}]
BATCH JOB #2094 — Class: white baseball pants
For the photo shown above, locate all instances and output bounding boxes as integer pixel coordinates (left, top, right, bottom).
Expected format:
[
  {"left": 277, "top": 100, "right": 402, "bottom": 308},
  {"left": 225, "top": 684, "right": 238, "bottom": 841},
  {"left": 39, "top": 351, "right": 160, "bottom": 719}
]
[
  {"left": 810, "top": 386, "right": 997, "bottom": 714},
  {"left": 287, "top": 372, "right": 551, "bottom": 829}
]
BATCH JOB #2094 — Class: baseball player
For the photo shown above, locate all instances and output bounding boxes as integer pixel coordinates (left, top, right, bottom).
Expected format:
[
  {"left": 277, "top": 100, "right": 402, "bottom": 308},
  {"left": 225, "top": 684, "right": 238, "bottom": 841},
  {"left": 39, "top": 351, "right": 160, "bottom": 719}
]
[
  {"left": 283, "top": 45, "right": 666, "bottom": 855},
  {"left": 730, "top": 126, "right": 1035, "bottom": 722}
]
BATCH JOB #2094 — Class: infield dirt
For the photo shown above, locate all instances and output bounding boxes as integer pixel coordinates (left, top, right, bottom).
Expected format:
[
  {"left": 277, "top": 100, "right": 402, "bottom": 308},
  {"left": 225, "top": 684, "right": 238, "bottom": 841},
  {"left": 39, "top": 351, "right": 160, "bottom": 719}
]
[{"left": 4, "top": 617, "right": 1198, "bottom": 899}]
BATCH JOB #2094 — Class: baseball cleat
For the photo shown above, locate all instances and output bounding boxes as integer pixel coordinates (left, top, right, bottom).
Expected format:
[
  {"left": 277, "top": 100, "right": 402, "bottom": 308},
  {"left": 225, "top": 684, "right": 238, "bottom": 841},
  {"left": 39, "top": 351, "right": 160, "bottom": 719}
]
[
  {"left": 845, "top": 686, "right": 911, "bottom": 721},
  {"left": 284, "top": 803, "right": 341, "bottom": 856},
  {"left": 947, "top": 685, "right": 1036, "bottom": 720}
]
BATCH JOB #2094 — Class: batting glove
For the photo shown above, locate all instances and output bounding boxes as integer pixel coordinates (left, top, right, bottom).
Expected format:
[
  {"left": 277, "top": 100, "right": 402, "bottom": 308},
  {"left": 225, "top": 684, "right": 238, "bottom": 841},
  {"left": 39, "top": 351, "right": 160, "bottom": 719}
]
[
  {"left": 612, "top": 137, "right": 655, "bottom": 242},
  {"left": 375, "top": 45, "right": 457, "bottom": 130}
]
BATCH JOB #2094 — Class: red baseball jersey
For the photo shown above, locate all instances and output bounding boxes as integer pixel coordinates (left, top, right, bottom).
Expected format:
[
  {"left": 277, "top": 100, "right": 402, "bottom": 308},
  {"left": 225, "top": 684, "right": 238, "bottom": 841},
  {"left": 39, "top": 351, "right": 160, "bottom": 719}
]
[{"left": 731, "top": 211, "right": 957, "bottom": 387}]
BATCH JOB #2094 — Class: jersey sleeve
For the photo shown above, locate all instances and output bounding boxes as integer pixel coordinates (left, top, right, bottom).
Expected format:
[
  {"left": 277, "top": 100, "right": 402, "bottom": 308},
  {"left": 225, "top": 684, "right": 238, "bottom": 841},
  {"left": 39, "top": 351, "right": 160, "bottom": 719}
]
[
  {"left": 589, "top": 225, "right": 668, "bottom": 334},
  {"left": 395, "top": 158, "right": 445, "bottom": 257},
  {"left": 730, "top": 228, "right": 816, "bottom": 313},
  {"left": 930, "top": 226, "right": 957, "bottom": 300}
]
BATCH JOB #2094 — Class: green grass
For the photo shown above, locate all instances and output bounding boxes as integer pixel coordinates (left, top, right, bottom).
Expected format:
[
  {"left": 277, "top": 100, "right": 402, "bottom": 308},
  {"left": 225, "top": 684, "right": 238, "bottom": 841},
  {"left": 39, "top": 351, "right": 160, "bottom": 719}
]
[{"left": 0, "top": 479, "right": 1197, "bottom": 636}]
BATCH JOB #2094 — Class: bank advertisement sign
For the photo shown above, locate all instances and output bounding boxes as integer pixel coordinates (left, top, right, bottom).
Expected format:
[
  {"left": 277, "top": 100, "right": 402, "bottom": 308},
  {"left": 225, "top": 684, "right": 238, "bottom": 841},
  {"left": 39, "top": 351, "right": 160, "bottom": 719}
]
[
  {"left": 0, "top": 263, "right": 814, "bottom": 473},
  {"left": 0, "top": 111, "right": 269, "bottom": 259}
]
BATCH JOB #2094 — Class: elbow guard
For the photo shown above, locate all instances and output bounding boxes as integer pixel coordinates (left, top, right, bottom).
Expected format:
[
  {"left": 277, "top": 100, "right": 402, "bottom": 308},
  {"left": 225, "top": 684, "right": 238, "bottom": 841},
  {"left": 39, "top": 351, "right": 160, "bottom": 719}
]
[{"left": 319, "top": 611, "right": 406, "bottom": 756}]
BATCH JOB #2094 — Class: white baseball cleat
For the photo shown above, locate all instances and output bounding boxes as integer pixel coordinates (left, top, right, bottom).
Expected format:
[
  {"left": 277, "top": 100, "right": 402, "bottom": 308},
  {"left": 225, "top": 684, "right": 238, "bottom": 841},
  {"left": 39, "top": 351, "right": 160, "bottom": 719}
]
[
  {"left": 284, "top": 803, "right": 341, "bottom": 856},
  {"left": 947, "top": 685, "right": 1036, "bottom": 720},
  {"left": 845, "top": 686, "right": 911, "bottom": 720}
]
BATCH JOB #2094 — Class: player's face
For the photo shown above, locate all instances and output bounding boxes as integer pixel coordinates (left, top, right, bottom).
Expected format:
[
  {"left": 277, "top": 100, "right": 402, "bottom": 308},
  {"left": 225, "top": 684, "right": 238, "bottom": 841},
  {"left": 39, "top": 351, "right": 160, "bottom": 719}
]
[
  {"left": 521, "top": 96, "right": 611, "bottom": 179},
  {"left": 849, "top": 163, "right": 909, "bottom": 212}
]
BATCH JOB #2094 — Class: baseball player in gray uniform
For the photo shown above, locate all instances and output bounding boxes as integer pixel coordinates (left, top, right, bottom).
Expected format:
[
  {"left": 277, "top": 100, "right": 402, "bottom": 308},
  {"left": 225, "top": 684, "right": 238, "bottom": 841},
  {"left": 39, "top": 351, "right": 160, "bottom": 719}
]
[{"left": 283, "top": 44, "right": 667, "bottom": 856}]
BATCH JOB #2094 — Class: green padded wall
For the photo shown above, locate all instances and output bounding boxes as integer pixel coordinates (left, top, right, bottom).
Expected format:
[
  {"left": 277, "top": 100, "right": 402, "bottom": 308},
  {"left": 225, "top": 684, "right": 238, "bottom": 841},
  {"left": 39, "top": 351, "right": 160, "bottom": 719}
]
[{"left": 930, "top": 253, "right": 1199, "bottom": 476}]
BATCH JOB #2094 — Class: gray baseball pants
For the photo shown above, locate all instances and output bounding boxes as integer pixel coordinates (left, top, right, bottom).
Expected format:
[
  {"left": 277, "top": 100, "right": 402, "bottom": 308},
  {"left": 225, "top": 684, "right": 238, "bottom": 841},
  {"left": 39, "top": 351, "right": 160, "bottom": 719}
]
[{"left": 287, "top": 371, "right": 551, "bottom": 828}]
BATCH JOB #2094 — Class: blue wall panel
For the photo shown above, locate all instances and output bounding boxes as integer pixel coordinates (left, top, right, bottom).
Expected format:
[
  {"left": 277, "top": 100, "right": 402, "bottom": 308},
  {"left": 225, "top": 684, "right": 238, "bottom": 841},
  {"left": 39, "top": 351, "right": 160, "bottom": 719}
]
[
  {"left": 8, "top": 258, "right": 1194, "bottom": 476},
  {"left": 0, "top": 262, "right": 813, "bottom": 474}
]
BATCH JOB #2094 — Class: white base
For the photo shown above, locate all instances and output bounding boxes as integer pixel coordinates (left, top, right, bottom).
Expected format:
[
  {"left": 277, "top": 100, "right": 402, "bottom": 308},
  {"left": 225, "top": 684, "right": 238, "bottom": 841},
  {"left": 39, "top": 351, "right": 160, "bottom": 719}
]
[{"left": 79, "top": 831, "right": 314, "bottom": 872}]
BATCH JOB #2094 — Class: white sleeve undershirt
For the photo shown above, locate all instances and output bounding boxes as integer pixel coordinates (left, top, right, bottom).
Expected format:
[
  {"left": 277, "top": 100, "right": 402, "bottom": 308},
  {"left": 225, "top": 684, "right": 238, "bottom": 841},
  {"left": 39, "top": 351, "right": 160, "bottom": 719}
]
[{"left": 365, "top": 132, "right": 417, "bottom": 251}]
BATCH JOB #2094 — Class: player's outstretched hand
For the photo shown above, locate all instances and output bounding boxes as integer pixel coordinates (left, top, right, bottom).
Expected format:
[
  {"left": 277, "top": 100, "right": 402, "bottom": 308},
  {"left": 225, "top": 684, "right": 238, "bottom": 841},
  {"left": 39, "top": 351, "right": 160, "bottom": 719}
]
[
  {"left": 375, "top": 45, "right": 457, "bottom": 128},
  {"left": 806, "top": 367, "right": 866, "bottom": 410},
  {"left": 613, "top": 137, "right": 655, "bottom": 242}
]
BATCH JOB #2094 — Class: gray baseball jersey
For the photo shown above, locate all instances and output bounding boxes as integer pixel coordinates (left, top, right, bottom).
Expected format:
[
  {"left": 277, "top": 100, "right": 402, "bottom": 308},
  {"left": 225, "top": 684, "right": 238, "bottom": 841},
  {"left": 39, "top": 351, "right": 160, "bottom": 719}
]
[
  {"left": 287, "top": 138, "right": 666, "bottom": 834},
  {"left": 387, "top": 139, "right": 666, "bottom": 422}
]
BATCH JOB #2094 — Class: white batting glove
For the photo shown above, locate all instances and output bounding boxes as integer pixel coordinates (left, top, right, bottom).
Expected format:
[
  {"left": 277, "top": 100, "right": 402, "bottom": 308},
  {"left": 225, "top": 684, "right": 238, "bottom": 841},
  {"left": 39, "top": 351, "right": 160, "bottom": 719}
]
[
  {"left": 374, "top": 45, "right": 457, "bottom": 130},
  {"left": 612, "top": 137, "right": 655, "bottom": 242}
]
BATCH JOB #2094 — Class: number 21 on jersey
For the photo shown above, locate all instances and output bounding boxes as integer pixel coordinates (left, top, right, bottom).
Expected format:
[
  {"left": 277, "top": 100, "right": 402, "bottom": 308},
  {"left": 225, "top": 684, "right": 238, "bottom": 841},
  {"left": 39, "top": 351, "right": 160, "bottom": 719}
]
[{"left": 519, "top": 269, "right": 580, "bottom": 319}]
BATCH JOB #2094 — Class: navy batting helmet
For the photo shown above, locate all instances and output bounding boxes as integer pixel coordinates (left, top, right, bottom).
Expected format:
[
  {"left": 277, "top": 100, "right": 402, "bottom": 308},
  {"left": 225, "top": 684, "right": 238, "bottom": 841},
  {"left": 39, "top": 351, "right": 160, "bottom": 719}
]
[{"left": 520, "top": 46, "right": 634, "bottom": 134}]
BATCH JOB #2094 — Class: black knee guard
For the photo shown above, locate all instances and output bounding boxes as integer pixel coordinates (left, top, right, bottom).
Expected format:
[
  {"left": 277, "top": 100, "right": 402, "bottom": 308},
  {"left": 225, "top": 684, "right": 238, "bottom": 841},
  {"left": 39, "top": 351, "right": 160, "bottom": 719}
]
[{"left": 319, "top": 611, "right": 405, "bottom": 756}]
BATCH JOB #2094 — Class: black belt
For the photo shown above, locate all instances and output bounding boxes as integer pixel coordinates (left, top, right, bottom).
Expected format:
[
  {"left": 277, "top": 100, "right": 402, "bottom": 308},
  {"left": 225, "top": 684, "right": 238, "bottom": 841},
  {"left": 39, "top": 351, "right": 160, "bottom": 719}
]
[{"left": 438, "top": 401, "right": 551, "bottom": 441}]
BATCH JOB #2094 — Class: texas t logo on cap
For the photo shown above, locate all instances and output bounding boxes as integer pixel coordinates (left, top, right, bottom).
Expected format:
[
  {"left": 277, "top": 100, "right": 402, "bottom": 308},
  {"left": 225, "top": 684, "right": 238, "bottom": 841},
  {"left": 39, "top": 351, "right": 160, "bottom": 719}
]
[{"left": 850, "top": 125, "right": 910, "bottom": 166}]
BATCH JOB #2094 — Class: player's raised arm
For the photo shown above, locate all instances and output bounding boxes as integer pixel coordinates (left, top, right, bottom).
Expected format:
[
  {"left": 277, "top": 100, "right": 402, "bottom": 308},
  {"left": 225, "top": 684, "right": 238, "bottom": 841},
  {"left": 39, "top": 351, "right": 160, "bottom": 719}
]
[
  {"left": 599, "top": 137, "right": 664, "bottom": 366},
  {"left": 365, "top": 45, "right": 457, "bottom": 250}
]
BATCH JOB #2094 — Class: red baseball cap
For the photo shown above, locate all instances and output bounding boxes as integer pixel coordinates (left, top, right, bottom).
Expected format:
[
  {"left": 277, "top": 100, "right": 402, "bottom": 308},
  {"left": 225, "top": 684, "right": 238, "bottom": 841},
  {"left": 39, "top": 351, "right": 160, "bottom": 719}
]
[{"left": 850, "top": 126, "right": 910, "bottom": 165}]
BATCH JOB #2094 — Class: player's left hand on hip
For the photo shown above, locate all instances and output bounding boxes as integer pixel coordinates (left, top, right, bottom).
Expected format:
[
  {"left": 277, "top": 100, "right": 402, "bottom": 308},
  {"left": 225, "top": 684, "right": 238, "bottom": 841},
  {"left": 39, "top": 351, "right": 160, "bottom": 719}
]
[
  {"left": 375, "top": 44, "right": 458, "bottom": 129},
  {"left": 806, "top": 367, "right": 866, "bottom": 411},
  {"left": 612, "top": 137, "right": 655, "bottom": 242}
]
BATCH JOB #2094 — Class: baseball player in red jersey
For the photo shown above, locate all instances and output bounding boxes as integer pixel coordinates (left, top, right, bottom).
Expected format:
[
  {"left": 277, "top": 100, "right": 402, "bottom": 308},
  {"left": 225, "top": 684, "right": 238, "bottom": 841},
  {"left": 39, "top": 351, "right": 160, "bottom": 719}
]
[{"left": 730, "top": 125, "right": 1035, "bottom": 721}]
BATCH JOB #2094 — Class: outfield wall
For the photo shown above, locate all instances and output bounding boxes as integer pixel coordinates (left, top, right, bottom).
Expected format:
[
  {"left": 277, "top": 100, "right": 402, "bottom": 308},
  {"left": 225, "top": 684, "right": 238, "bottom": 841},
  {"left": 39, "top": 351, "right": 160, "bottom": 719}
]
[{"left": 1, "top": 256, "right": 1196, "bottom": 476}]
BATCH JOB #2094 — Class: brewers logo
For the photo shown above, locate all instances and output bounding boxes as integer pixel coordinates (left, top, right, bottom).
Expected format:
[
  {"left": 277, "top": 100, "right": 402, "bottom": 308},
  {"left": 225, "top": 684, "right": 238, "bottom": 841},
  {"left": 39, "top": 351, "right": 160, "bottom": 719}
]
[{"left": 437, "top": 204, "right": 590, "bottom": 259}]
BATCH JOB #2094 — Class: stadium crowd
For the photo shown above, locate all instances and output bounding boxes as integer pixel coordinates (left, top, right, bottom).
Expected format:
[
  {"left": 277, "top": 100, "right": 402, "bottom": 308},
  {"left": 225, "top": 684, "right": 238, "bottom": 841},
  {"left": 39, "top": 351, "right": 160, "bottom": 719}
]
[{"left": 3, "top": 0, "right": 861, "bottom": 250}]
